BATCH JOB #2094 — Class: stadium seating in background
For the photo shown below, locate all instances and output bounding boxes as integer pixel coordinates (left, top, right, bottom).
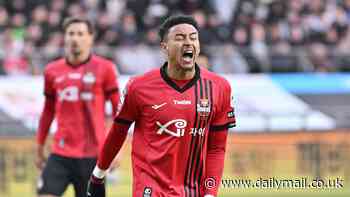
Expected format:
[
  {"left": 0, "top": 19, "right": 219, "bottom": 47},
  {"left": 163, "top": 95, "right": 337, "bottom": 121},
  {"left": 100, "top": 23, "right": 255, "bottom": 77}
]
[{"left": 1, "top": 0, "right": 350, "bottom": 75}]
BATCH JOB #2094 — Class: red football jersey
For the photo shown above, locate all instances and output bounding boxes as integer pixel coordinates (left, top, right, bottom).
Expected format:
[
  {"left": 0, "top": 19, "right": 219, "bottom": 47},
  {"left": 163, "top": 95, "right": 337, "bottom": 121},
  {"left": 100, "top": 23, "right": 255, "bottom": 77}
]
[
  {"left": 115, "top": 63, "right": 235, "bottom": 197},
  {"left": 41, "top": 55, "right": 119, "bottom": 158}
]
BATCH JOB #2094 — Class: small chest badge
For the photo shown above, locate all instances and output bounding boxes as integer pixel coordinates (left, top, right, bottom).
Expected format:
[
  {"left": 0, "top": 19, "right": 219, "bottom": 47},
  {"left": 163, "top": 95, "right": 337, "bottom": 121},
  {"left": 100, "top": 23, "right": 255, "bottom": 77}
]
[{"left": 197, "top": 98, "right": 210, "bottom": 117}]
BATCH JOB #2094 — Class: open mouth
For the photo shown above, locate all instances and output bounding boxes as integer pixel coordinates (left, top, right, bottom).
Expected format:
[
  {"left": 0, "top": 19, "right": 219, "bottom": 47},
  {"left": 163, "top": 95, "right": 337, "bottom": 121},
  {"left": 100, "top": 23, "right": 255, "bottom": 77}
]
[
  {"left": 182, "top": 50, "right": 194, "bottom": 63},
  {"left": 183, "top": 51, "right": 193, "bottom": 58}
]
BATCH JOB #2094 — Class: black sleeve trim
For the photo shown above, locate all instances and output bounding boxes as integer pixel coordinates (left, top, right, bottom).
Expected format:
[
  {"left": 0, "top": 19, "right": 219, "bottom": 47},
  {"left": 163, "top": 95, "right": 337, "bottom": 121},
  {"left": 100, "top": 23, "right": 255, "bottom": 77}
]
[
  {"left": 210, "top": 122, "right": 236, "bottom": 131},
  {"left": 105, "top": 87, "right": 119, "bottom": 96},
  {"left": 114, "top": 118, "right": 133, "bottom": 125}
]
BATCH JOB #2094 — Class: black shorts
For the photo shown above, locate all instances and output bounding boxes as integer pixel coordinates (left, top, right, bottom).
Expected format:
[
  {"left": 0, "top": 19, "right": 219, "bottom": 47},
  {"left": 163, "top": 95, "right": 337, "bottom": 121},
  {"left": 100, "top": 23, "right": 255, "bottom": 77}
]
[{"left": 37, "top": 154, "right": 99, "bottom": 197}]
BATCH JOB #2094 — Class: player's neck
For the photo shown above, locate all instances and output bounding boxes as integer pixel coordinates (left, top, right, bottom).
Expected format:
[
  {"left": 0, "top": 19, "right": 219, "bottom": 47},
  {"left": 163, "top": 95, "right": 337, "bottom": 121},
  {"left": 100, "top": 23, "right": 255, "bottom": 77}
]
[
  {"left": 167, "top": 63, "right": 195, "bottom": 80},
  {"left": 66, "top": 52, "right": 91, "bottom": 66}
]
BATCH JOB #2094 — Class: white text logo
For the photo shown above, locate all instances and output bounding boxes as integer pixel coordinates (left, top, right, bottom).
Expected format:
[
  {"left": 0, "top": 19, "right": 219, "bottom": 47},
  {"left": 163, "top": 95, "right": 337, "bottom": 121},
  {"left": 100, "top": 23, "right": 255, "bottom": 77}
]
[
  {"left": 173, "top": 100, "right": 191, "bottom": 105},
  {"left": 190, "top": 128, "right": 206, "bottom": 136}
]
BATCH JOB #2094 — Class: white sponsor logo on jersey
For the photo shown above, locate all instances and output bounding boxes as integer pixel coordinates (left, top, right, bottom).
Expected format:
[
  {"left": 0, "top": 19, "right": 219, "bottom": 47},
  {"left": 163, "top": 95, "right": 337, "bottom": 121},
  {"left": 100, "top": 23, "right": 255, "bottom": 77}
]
[
  {"left": 156, "top": 119, "right": 187, "bottom": 137},
  {"left": 190, "top": 128, "right": 206, "bottom": 136},
  {"left": 68, "top": 73, "right": 82, "bottom": 79},
  {"left": 156, "top": 119, "right": 207, "bottom": 137},
  {"left": 58, "top": 86, "right": 79, "bottom": 101},
  {"left": 81, "top": 92, "right": 93, "bottom": 101},
  {"left": 173, "top": 100, "right": 191, "bottom": 105}
]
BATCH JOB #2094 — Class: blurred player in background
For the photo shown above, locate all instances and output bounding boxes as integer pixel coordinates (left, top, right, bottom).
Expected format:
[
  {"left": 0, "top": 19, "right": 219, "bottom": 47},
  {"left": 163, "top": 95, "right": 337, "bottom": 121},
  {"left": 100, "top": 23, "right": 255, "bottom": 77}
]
[
  {"left": 87, "top": 15, "right": 236, "bottom": 197},
  {"left": 35, "top": 17, "right": 120, "bottom": 197}
]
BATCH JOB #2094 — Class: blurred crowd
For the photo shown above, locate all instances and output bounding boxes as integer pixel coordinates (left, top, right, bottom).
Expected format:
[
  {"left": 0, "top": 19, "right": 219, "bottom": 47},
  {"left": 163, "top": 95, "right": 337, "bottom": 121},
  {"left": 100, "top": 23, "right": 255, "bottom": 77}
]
[{"left": 0, "top": 0, "right": 350, "bottom": 75}]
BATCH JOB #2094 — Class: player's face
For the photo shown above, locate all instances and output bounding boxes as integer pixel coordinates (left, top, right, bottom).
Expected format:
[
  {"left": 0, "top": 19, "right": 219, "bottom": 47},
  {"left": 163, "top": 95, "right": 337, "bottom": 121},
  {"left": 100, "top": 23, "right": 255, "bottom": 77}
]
[
  {"left": 163, "top": 24, "right": 200, "bottom": 71},
  {"left": 64, "top": 22, "right": 93, "bottom": 57}
]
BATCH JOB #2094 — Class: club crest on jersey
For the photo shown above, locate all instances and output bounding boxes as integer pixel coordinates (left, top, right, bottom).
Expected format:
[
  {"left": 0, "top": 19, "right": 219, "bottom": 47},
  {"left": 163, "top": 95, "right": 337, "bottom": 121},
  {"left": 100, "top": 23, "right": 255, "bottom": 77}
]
[
  {"left": 197, "top": 98, "right": 210, "bottom": 117},
  {"left": 82, "top": 72, "right": 96, "bottom": 84}
]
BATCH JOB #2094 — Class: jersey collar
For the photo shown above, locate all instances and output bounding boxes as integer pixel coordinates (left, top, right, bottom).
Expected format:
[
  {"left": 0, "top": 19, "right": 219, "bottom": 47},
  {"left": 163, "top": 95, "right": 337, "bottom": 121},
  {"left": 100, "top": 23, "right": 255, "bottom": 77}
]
[
  {"left": 160, "top": 62, "right": 201, "bottom": 93},
  {"left": 65, "top": 54, "right": 92, "bottom": 69}
]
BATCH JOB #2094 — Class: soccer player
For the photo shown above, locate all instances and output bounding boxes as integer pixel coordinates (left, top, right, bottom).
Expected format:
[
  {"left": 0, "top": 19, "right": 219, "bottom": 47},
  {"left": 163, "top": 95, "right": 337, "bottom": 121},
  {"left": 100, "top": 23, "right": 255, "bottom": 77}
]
[
  {"left": 87, "top": 15, "right": 236, "bottom": 197},
  {"left": 36, "top": 17, "right": 120, "bottom": 197}
]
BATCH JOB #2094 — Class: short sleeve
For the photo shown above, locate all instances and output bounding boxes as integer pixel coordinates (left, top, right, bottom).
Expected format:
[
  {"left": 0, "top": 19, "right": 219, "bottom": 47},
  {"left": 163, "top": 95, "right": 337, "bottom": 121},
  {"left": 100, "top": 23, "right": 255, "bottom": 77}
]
[
  {"left": 43, "top": 68, "right": 55, "bottom": 99},
  {"left": 103, "top": 63, "right": 119, "bottom": 95},
  {"left": 210, "top": 80, "right": 236, "bottom": 131},
  {"left": 114, "top": 78, "right": 139, "bottom": 124}
]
